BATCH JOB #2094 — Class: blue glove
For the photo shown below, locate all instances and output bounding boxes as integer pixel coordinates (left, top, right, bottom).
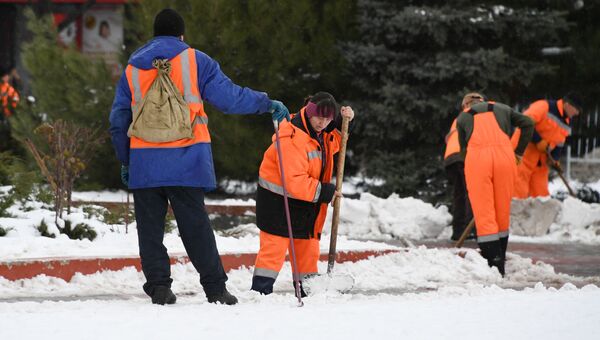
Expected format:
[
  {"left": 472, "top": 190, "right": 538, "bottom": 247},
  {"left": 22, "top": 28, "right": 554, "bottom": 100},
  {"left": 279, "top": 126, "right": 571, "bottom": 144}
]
[
  {"left": 120, "top": 165, "right": 129, "bottom": 186},
  {"left": 270, "top": 100, "right": 290, "bottom": 122}
]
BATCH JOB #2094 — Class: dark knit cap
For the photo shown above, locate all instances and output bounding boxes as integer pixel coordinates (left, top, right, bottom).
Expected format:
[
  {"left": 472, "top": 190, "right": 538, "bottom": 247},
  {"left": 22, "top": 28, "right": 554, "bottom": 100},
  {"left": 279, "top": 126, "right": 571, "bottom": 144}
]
[
  {"left": 153, "top": 9, "right": 185, "bottom": 37},
  {"left": 563, "top": 92, "right": 584, "bottom": 112}
]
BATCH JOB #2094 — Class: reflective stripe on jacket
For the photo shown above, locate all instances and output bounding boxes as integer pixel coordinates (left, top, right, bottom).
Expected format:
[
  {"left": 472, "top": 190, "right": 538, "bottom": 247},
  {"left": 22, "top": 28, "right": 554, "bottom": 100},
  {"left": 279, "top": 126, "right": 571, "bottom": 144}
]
[{"left": 126, "top": 48, "right": 210, "bottom": 148}]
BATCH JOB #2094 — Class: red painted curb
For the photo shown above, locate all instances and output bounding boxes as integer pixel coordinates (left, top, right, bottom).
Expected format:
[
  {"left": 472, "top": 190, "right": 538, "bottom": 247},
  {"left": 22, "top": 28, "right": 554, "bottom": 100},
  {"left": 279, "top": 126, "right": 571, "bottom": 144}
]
[
  {"left": 0, "top": 249, "right": 399, "bottom": 282},
  {"left": 73, "top": 201, "right": 256, "bottom": 216}
]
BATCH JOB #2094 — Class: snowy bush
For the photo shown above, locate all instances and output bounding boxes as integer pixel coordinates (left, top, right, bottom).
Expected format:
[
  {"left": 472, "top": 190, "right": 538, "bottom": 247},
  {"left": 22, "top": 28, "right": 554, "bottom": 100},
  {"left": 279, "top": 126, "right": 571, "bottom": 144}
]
[
  {"left": 61, "top": 220, "right": 97, "bottom": 241},
  {"left": 36, "top": 219, "right": 56, "bottom": 238}
]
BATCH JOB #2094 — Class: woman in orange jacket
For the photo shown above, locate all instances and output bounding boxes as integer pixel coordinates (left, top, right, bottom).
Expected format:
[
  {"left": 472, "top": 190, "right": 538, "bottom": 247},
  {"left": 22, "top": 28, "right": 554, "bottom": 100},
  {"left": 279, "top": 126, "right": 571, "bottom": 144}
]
[{"left": 251, "top": 92, "right": 354, "bottom": 296}]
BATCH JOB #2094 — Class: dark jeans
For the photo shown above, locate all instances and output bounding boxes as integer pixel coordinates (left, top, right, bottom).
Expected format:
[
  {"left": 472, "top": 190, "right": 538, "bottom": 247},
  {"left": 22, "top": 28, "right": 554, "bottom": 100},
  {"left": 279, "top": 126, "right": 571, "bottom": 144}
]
[
  {"left": 445, "top": 162, "right": 474, "bottom": 239},
  {"left": 132, "top": 187, "right": 227, "bottom": 297}
]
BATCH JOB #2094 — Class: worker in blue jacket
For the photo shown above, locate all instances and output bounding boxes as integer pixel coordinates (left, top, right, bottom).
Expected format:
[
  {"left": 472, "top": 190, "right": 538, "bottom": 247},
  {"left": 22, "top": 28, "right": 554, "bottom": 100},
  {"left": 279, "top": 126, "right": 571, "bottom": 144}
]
[{"left": 109, "top": 8, "right": 289, "bottom": 306}]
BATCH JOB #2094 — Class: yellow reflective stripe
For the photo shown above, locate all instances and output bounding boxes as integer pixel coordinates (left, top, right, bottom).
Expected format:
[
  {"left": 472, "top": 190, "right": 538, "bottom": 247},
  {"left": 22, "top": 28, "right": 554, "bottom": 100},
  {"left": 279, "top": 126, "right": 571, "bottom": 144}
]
[
  {"left": 131, "top": 67, "right": 142, "bottom": 104},
  {"left": 477, "top": 233, "right": 500, "bottom": 243},
  {"left": 179, "top": 50, "right": 202, "bottom": 104},
  {"left": 307, "top": 150, "right": 321, "bottom": 160},
  {"left": 254, "top": 267, "right": 279, "bottom": 279}
]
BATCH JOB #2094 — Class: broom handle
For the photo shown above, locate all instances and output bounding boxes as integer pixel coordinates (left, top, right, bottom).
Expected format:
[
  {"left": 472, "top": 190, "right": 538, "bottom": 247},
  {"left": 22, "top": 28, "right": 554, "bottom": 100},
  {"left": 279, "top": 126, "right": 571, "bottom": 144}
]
[
  {"left": 273, "top": 120, "right": 303, "bottom": 306},
  {"left": 547, "top": 151, "right": 576, "bottom": 197},
  {"left": 327, "top": 116, "right": 350, "bottom": 274},
  {"left": 455, "top": 218, "right": 476, "bottom": 248}
]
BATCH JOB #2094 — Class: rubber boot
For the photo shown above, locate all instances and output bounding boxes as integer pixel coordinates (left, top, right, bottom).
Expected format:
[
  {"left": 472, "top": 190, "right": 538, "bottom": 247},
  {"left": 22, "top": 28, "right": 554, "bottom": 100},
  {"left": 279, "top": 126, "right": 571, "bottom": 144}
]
[
  {"left": 251, "top": 275, "right": 275, "bottom": 295},
  {"left": 207, "top": 287, "right": 238, "bottom": 305},
  {"left": 499, "top": 236, "right": 509, "bottom": 259},
  {"left": 478, "top": 239, "right": 505, "bottom": 277},
  {"left": 293, "top": 281, "right": 308, "bottom": 298},
  {"left": 150, "top": 286, "right": 177, "bottom": 305}
]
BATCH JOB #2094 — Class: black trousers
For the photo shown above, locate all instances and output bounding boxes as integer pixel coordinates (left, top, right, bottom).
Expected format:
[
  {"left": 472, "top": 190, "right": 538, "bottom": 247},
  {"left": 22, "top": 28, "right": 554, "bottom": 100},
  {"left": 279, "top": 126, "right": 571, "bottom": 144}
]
[
  {"left": 445, "top": 162, "right": 474, "bottom": 239},
  {"left": 132, "top": 187, "right": 227, "bottom": 297}
]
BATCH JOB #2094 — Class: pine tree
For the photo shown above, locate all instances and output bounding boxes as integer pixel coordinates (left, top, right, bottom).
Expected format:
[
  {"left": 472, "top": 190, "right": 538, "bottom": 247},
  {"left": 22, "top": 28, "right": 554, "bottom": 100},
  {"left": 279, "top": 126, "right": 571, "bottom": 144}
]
[
  {"left": 343, "top": 0, "right": 569, "bottom": 198},
  {"left": 19, "top": 8, "right": 121, "bottom": 189}
]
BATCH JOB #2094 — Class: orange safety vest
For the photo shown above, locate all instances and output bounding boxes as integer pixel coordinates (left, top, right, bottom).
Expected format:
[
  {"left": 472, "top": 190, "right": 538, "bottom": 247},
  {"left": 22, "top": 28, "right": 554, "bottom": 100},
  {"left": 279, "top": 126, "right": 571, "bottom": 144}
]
[
  {"left": 258, "top": 108, "right": 341, "bottom": 237},
  {"left": 125, "top": 48, "right": 210, "bottom": 148},
  {"left": 0, "top": 82, "right": 19, "bottom": 118},
  {"left": 444, "top": 118, "right": 460, "bottom": 159}
]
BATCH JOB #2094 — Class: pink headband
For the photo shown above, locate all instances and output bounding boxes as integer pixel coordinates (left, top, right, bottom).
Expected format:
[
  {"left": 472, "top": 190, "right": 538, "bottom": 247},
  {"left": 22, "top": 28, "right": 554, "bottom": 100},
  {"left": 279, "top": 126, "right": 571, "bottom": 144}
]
[{"left": 305, "top": 101, "right": 335, "bottom": 118}]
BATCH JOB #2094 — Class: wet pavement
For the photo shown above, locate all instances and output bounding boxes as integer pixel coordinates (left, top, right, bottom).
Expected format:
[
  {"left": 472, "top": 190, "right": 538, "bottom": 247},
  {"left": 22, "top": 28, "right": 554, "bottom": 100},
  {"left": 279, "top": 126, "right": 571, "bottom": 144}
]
[{"left": 406, "top": 239, "right": 600, "bottom": 278}]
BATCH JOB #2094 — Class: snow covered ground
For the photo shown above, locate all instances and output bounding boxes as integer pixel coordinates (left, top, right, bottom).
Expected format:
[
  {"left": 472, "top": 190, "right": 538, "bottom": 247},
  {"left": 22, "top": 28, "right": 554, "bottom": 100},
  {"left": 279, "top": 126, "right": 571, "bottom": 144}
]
[
  {"left": 2, "top": 185, "right": 600, "bottom": 339},
  {"left": 0, "top": 248, "right": 599, "bottom": 340}
]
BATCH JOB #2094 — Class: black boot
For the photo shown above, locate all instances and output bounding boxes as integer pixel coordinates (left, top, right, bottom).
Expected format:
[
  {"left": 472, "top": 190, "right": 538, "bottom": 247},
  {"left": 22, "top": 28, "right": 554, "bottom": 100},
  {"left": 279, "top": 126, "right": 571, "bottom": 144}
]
[
  {"left": 207, "top": 287, "right": 238, "bottom": 305},
  {"left": 499, "top": 235, "right": 509, "bottom": 259},
  {"left": 151, "top": 286, "right": 177, "bottom": 305},
  {"left": 251, "top": 275, "right": 275, "bottom": 295},
  {"left": 293, "top": 281, "right": 308, "bottom": 298},
  {"left": 478, "top": 239, "right": 505, "bottom": 277}
]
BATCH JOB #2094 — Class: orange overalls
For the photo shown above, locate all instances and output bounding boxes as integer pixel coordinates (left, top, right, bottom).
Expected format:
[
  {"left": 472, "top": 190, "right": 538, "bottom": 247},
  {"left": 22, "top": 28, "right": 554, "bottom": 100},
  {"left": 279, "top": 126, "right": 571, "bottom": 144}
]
[
  {"left": 463, "top": 104, "right": 516, "bottom": 244},
  {"left": 512, "top": 99, "right": 570, "bottom": 198}
]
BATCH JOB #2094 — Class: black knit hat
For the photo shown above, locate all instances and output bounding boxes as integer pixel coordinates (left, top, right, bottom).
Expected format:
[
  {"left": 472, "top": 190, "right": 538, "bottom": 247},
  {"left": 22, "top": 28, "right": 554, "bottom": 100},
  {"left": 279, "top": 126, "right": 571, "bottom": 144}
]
[
  {"left": 153, "top": 9, "right": 185, "bottom": 37},
  {"left": 563, "top": 92, "right": 584, "bottom": 112}
]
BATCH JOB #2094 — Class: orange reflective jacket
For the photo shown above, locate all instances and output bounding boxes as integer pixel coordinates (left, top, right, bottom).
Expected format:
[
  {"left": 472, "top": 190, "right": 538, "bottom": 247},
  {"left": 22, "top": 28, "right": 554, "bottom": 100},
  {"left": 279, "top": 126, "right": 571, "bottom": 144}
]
[
  {"left": 258, "top": 108, "right": 341, "bottom": 238},
  {"left": 524, "top": 99, "right": 570, "bottom": 148},
  {"left": 0, "top": 83, "right": 19, "bottom": 118},
  {"left": 125, "top": 48, "right": 209, "bottom": 149}
]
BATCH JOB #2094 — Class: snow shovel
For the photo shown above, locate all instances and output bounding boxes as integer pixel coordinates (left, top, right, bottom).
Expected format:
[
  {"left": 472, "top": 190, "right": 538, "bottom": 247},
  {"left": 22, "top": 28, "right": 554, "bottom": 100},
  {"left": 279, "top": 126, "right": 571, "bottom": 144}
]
[
  {"left": 455, "top": 218, "right": 475, "bottom": 248},
  {"left": 272, "top": 119, "right": 304, "bottom": 307},
  {"left": 546, "top": 151, "right": 576, "bottom": 197},
  {"left": 327, "top": 115, "right": 350, "bottom": 274}
]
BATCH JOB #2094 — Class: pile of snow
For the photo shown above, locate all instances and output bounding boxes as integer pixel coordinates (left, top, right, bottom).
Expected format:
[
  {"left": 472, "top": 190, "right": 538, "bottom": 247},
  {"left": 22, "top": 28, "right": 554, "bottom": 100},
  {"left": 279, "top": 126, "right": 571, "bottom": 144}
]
[
  {"left": 0, "top": 190, "right": 452, "bottom": 260},
  {"left": 511, "top": 196, "right": 600, "bottom": 244},
  {"left": 323, "top": 193, "right": 451, "bottom": 240},
  {"left": 510, "top": 197, "right": 562, "bottom": 236}
]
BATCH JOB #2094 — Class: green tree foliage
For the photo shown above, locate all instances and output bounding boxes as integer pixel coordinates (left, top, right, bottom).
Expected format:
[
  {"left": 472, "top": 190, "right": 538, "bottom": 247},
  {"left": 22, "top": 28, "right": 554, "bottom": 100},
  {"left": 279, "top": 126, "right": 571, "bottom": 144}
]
[
  {"left": 343, "top": 0, "right": 569, "bottom": 198},
  {"left": 556, "top": 1, "right": 600, "bottom": 102},
  {"left": 20, "top": 8, "right": 121, "bottom": 189},
  {"left": 126, "top": 0, "right": 355, "bottom": 181}
]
